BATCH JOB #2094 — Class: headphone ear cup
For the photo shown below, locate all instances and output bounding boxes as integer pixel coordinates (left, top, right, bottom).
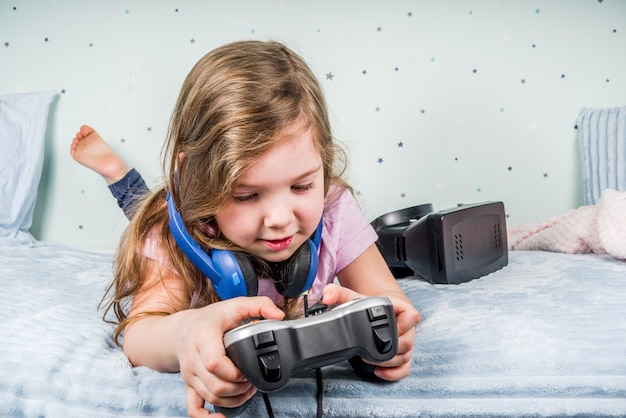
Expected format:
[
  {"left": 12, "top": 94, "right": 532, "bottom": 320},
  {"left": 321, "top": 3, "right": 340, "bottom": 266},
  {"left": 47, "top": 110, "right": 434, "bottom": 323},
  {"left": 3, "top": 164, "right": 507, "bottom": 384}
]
[
  {"left": 274, "top": 240, "right": 317, "bottom": 298},
  {"left": 231, "top": 252, "right": 259, "bottom": 297},
  {"left": 209, "top": 249, "right": 259, "bottom": 299}
]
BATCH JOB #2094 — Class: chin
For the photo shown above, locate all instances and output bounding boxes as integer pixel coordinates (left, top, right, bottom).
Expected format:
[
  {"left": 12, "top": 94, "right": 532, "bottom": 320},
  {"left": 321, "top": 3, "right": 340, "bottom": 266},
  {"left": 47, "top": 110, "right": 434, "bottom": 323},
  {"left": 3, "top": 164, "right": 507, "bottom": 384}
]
[{"left": 260, "top": 250, "right": 294, "bottom": 264}]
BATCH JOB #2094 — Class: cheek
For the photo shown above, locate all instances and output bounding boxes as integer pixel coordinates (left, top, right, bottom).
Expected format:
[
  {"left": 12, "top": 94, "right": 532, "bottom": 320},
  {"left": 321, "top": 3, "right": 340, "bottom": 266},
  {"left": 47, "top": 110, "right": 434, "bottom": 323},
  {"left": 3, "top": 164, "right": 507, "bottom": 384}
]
[
  {"left": 214, "top": 205, "right": 252, "bottom": 244},
  {"left": 306, "top": 190, "right": 326, "bottom": 227}
]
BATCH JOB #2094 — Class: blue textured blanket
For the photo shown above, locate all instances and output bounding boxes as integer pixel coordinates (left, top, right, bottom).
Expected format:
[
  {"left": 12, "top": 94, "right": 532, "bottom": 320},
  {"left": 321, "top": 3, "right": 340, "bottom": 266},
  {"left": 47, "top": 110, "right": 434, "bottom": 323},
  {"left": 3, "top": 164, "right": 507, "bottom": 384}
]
[{"left": 1, "top": 244, "right": 625, "bottom": 417}]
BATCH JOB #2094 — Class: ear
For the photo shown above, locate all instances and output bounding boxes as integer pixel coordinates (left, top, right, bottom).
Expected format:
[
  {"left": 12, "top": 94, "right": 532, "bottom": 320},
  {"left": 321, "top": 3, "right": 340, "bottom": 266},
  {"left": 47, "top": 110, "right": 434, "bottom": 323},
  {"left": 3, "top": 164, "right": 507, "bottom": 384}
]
[{"left": 178, "top": 151, "right": 185, "bottom": 162}]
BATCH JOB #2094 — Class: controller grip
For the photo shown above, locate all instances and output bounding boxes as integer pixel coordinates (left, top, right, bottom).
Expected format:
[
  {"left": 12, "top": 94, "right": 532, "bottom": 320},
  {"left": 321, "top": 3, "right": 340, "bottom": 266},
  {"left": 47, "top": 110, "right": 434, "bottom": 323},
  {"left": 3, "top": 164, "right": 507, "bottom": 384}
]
[
  {"left": 348, "top": 356, "right": 379, "bottom": 380},
  {"left": 213, "top": 396, "right": 254, "bottom": 418}
]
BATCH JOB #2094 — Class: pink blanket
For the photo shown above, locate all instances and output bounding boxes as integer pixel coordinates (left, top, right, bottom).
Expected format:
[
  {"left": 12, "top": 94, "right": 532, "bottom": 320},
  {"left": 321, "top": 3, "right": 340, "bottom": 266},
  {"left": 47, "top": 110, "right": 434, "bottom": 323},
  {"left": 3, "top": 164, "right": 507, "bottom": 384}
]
[{"left": 508, "top": 189, "right": 626, "bottom": 260}]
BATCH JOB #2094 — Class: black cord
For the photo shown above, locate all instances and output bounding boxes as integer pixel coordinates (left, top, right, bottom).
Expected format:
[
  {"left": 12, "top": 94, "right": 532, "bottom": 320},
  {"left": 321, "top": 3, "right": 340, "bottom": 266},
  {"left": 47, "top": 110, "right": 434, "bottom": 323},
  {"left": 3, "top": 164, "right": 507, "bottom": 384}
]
[
  {"left": 262, "top": 392, "right": 275, "bottom": 418},
  {"left": 316, "top": 367, "right": 323, "bottom": 418}
]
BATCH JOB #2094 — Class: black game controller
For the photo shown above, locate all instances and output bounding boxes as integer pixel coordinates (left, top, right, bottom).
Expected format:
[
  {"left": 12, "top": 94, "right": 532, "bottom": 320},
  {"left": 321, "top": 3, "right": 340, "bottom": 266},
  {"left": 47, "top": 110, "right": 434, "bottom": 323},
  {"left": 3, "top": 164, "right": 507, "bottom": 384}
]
[{"left": 223, "top": 296, "right": 398, "bottom": 393}]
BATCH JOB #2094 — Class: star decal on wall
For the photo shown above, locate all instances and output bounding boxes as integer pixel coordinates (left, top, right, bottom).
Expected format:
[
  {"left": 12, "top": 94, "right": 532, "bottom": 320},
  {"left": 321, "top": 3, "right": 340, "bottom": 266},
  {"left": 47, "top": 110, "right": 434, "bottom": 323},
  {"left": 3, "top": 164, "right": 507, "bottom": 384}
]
[
  {"left": 326, "top": 72, "right": 334, "bottom": 80},
  {"left": 377, "top": 157, "right": 384, "bottom": 164},
  {"left": 397, "top": 141, "right": 404, "bottom": 148}
]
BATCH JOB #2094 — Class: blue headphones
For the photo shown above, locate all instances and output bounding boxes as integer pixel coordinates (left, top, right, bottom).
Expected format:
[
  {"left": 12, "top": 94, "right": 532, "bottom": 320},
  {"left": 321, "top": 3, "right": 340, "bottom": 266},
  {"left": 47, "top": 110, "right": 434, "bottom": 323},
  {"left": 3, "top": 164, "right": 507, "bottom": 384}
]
[{"left": 166, "top": 192, "right": 322, "bottom": 300}]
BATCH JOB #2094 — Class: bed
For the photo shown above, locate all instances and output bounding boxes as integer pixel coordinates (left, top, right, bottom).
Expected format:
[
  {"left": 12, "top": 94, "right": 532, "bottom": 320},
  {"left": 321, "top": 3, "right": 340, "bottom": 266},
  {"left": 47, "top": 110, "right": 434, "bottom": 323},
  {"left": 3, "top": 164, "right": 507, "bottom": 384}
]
[
  {"left": 2, "top": 92, "right": 626, "bottom": 417},
  {"left": 1, "top": 245, "right": 626, "bottom": 417}
]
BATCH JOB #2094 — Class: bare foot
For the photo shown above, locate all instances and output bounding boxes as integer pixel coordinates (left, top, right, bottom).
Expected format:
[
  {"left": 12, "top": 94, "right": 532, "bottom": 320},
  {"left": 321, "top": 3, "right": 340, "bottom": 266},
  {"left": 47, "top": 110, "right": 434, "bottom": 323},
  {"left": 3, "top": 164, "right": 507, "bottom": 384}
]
[{"left": 70, "top": 125, "right": 131, "bottom": 185}]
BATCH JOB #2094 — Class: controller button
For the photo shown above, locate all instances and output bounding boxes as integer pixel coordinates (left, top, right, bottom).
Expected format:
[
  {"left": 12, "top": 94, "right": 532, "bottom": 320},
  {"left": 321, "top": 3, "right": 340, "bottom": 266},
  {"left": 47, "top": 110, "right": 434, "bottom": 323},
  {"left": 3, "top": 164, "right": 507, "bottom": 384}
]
[
  {"left": 367, "top": 306, "right": 387, "bottom": 321},
  {"left": 258, "top": 351, "right": 282, "bottom": 382},
  {"left": 253, "top": 331, "right": 276, "bottom": 349},
  {"left": 373, "top": 325, "right": 393, "bottom": 353}
]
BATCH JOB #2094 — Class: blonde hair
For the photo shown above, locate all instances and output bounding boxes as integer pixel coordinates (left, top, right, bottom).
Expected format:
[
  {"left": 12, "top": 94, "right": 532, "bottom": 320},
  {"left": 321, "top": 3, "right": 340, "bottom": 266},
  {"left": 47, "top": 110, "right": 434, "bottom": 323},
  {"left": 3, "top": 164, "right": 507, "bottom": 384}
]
[{"left": 101, "top": 40, "right": 349, "bottom": 343}]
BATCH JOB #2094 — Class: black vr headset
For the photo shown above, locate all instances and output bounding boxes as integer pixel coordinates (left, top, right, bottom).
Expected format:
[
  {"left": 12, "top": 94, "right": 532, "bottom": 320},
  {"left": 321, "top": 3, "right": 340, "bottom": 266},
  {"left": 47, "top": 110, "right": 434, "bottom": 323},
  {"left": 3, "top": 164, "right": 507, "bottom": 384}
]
[{"left": 373, "top": 201, "right": 508, "bottom": 284}]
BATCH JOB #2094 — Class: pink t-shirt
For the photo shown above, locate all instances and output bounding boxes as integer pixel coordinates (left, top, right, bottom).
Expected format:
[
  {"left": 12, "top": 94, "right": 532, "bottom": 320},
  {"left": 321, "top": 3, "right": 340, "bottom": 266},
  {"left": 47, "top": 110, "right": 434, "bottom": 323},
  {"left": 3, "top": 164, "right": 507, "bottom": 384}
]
[{"left": 144, "top": 185, "right": 378, "bottom": 307}]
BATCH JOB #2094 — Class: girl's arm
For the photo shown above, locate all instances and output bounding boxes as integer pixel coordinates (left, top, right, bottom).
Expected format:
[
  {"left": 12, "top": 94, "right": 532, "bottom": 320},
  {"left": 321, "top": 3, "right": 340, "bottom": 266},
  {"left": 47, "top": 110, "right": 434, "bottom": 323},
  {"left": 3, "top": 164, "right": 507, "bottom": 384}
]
[
  {"left": 336, "top": 244, "right": 411, "bottom": 302},
  {"left": 123, "top": 258, "right": 190, "bottom": 370},
  {"left": 331, "top": 243, "right": 421, "bottom": 381},
  {"left": 121, "top": 258, "right": 285, "bottom": 416}
]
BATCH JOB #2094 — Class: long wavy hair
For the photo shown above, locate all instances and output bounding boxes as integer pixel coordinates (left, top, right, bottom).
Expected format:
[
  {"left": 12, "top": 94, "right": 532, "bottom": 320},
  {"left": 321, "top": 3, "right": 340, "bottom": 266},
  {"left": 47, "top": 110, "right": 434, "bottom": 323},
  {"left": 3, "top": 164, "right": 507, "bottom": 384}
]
[{"left": 101, "top": 40, "right": 350, "bottom": 344}]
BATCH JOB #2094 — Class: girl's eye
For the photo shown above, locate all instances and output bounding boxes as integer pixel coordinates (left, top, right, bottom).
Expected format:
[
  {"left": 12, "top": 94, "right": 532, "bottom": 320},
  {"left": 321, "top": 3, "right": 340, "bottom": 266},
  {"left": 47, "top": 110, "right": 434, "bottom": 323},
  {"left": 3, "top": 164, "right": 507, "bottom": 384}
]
[
  {"left": 292, "top": 183, "right": 314, "bottom": 192},
  {"left": 233, "top": 193, "right": 258, "bottom": 203}
]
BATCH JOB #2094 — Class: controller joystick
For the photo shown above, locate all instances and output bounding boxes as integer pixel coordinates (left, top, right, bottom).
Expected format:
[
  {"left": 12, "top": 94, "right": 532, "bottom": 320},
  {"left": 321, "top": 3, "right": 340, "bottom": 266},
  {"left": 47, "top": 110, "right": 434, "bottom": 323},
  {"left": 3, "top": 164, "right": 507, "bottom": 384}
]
[{"left": 305, "top": 301, "right": 329, "bottom": 316}]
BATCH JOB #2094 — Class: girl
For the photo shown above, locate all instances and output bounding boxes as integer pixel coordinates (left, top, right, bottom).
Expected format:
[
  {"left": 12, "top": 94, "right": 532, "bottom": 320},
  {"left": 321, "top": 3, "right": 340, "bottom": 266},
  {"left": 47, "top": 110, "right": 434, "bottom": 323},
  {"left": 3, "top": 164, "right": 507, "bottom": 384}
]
[{"left": 75, "top": 40, "right": 420, "bottom": 418}]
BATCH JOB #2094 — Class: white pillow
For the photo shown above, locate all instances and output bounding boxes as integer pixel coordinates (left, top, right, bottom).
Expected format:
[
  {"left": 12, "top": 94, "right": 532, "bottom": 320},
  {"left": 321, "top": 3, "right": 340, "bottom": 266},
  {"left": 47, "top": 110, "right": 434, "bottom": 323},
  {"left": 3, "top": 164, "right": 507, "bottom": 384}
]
[{"left": 0, "top": 90, "right": 57, "bottom": 245}]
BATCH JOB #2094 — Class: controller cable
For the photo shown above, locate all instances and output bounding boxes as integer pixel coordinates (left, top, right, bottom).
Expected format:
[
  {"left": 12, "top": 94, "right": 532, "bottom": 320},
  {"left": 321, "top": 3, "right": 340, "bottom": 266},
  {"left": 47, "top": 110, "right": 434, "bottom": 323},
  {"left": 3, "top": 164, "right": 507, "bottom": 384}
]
[
  {"left": 260, "top": 292, "right": 324, "bottom": 418},
  {"left": 304, "top": 293, "right": 324, "bottom": 418},
  {"left": 261, "top": 393, "right": 274, "bottom": 417}
]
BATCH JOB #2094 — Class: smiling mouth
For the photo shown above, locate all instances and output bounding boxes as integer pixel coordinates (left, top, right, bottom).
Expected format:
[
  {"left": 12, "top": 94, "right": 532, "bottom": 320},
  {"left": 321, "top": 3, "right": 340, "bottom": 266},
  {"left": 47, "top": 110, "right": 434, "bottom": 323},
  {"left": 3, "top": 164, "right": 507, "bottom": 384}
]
[{"left": 263, "top": 236, "right": 293, "bottom": 251}]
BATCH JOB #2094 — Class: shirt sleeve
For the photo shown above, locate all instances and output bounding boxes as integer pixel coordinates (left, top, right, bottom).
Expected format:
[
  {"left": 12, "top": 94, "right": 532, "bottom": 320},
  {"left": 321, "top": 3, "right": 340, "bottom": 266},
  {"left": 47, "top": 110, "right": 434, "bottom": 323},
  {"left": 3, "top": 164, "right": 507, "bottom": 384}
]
[{"left": 322, "top": 186, "right": 379, "bottom": 274}]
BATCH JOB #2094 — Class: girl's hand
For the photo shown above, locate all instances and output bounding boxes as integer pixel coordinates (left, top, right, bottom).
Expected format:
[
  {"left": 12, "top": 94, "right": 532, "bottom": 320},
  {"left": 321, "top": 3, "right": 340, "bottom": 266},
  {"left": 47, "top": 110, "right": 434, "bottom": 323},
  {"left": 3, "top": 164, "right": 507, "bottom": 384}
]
[
  {"left": 321, "top": 283, "right": 420, "bottom": 382},
  {"left": 175, "top": 296, "right": 285, "bottom": 418}
]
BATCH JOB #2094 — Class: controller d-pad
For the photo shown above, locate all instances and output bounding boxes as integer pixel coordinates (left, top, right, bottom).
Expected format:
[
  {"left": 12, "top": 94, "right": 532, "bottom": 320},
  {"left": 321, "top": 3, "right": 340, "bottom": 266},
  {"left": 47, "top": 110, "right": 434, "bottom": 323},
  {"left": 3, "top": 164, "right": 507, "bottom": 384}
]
[
  {"left": 373, "top": 325, "right": 393, "bottom": 354},
  {"left": 258, "top": 351, "right": 282, "bottom": 382}
]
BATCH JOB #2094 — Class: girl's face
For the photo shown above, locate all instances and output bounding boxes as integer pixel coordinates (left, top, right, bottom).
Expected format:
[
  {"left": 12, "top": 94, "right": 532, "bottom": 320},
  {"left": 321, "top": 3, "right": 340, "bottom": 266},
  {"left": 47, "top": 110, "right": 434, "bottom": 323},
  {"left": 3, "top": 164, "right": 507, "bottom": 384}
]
[{"left": 214, "top": 123, "right": 325, "bottom": 263}]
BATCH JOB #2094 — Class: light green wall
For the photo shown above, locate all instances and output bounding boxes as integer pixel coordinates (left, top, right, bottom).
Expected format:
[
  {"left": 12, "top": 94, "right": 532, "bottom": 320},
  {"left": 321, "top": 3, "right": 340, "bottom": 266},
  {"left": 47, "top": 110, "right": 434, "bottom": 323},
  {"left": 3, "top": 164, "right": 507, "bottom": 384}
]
[{"left": 2, "top": 0, "right": 625, "bottom": 250}]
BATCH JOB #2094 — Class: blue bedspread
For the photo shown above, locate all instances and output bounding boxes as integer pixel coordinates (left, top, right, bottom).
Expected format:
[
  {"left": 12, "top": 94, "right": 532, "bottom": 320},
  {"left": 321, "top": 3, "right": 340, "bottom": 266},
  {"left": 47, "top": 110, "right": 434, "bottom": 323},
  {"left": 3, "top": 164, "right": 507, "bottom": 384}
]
[{"left": 1, "top": 244, "right": 625, "bottom": 417}]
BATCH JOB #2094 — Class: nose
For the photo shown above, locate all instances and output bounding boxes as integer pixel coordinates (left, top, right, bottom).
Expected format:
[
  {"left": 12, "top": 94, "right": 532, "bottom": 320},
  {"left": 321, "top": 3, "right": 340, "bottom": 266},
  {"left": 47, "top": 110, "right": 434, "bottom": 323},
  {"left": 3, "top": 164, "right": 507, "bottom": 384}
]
[{"left": 263, "top": 196, "right": 295, "bottom": 230}]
